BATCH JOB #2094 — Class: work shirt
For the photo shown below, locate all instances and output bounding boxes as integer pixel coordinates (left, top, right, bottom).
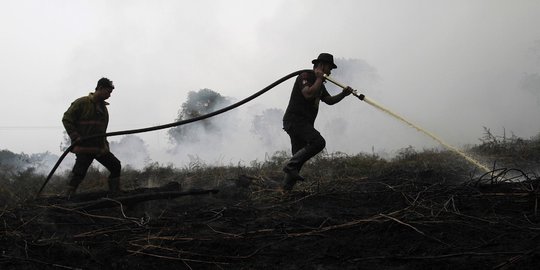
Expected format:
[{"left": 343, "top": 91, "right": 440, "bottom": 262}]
[
  {"left": 62, "top": 93, "right": 110, "bottom": 154},
  {"left": 283, "top": 71, "right": 330, "bottom": 126}
]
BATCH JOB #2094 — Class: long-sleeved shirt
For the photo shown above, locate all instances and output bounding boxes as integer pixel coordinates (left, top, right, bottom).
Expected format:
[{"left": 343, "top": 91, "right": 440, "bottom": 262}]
[{"left": 62, "top": 93, "right": 110, "bottom": 154}]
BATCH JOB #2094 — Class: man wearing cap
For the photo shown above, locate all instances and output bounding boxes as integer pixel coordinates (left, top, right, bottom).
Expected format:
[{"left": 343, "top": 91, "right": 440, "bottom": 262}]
[
  {"left": 62, "top": 77, "right": 122, "bottom": 196},
  {"left": 282, "top": 53, "right": 353, "bottom": 191}
]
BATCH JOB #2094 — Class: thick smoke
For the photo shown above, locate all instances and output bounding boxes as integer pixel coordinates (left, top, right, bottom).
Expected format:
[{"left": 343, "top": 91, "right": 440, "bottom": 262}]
[
  {"left": 109, "top": 135, "right": 151, "bottom": 169},
  {"left": 165, "top": 88, "right": 290, "bottom": 166},
  {"left": 314, "top": 57, "right": 394, "bottom": 156},
  {"left": 331, "top": 58, "right": 380, "bottom": 88},
  {"left": 521, "top": 73, "right": 540, "bottom": 104},
  {"left": 167, "top": 88, "right": 239, "bottom": 165},
  {"left": 60, "top": 131, "right": 150, "bottom": 170},
  {"left": 159, "top": 58, "right": 385, "bottom": 166},
  {"left": 520, "top": 41, "right": 540, "bottom": 104},
  {"left": 251, "top": 108, "right": 286, "bottom": 149},
  {"left": 0, "top": 149, "right": 63, "bottom": 175}
]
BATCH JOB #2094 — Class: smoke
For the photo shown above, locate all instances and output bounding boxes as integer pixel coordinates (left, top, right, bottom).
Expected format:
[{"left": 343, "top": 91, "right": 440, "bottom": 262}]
[
  {"left": 521, "top": 41, "right": 540, "bottom": 104},
  {"left": 155, "top": 57, "right": 391, "bottom": 166},
  {"left": 521, "top": 73, "right": 540, "bottom": 104},
  {"left": 3, "top": 1, "right": 540, "bottom": 172},
  {"left": 109, "top": 135, "right": 151, "bottom": 169},
  {"left": 314, "top": 57, "right": 403, "bottom": 156},
  {"left": 0, "top": 149, "right": 67, "bottom": 175},
  {"left": 0, "top": 150, "right": 34, "bottom": 172},
  {"left": 0, "top": 135, "right": 150, "bottom": 176},
  {"left": 59, "top": 131, "right": 151, "bottom": 170},
  {"left": 138, "top": 57, "right": 399, "bottom": 166},
  {"left": 331, "top": 58, "right": 380, "bottom": 88},
  {"left": 251, "top": 108, "right": 286, "bottom": 150},
  {"left": 164, "top": 88, "right": 289, "bottom": 166}
]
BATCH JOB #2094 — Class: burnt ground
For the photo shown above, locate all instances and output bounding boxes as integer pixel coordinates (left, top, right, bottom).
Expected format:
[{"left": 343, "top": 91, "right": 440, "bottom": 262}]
[{"left": 1, "top": 169, "right": 540, "bottom": 270}]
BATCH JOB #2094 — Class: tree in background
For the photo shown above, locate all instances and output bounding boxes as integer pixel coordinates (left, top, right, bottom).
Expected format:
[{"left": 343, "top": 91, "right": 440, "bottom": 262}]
[
  {"left": 0, "top": 150, "right": 30, "bottom": 173},
  {"left": 168, "top": 88, "right": 231, "bottom": 145},
  {"left": 0, "top": 149, "right": 59, "bottom": 175}
]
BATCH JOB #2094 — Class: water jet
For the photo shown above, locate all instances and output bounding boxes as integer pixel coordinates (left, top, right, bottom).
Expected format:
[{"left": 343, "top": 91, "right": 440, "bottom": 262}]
[{"left": 324, "top": 74, "right": 490, "bottom": 173}]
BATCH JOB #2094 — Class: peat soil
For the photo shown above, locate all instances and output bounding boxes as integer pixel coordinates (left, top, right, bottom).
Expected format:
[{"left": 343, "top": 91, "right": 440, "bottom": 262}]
[{"left": 1, "top": 169, "right": 540, "bottom": 270}]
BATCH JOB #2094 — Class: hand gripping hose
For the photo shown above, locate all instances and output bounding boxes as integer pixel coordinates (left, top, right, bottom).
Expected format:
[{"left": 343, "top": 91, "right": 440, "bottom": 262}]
[{"left": 37, "top": 69, "right": 311, "bottom": 196}]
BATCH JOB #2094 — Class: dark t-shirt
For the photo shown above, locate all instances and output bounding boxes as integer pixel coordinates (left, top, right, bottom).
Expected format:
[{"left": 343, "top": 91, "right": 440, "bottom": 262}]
[{"left": 283, "top": 71, "right": 330, "bottom": 126}]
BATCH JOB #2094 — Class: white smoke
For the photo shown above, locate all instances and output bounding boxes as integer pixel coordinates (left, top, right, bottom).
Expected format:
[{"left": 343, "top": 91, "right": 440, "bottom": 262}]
[
  {"left": 166, "top": 89, "right": 290, "bottom": 166},
  {"left": 109, "top": 135, "right": 151, "bottom": 169}
]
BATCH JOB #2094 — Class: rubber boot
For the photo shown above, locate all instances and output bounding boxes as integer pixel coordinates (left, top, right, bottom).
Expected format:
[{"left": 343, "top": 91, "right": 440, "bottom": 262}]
[
  {"left": 108, "top": 177, "right": 122, "bottom": 195},
  {"left": 282, "top": 173, "right": 297, "bottom": 192},
  {"left": 283, "top": 148, "right": 310, "bottom": 182}
]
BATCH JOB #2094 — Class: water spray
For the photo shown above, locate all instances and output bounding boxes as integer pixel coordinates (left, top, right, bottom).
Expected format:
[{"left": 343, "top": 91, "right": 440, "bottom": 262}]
[{"left": 323, "top": 74, "right": 490, "bottom": 173}]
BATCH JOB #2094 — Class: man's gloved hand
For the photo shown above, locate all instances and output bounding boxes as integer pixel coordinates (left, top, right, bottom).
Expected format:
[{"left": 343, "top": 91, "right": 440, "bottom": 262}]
[{"left": 342, "top": 86, "right": 354, "bottom": 96}]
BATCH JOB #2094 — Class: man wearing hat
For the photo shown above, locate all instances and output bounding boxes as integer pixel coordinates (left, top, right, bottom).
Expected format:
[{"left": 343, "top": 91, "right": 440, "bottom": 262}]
[
  {"left": 282, "top": 53, "right": 353, "bottom": 191},
  {"left": 62, "top": 77, "right": 122, "bottom": 196}
]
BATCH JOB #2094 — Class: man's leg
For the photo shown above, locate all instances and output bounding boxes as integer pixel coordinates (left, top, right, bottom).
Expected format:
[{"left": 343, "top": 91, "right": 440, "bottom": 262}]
[
  {"left": 283, "top": 123, "right": 326, "bottom": 189},
  {"left": 96, "top": 152, "right": 122, "bottom": 193},
  {"left": 283, "top": 133, "right": 307, "bottom": 182},
  {"left": 67, "top": 154, "right": 95, "bottom": 196},
  {"left": 285, "top": 123, "right": 326, "bottom": 174}
]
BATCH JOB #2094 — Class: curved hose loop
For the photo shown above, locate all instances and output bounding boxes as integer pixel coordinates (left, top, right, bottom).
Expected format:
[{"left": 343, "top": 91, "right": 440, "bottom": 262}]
[{"left": 37, "top": 69, "right": 311, "bottom": 197}]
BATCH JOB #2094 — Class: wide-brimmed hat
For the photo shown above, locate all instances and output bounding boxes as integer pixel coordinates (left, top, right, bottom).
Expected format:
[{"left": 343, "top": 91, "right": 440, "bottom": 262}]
[{"left": 312, "top": 53, "right": 337, "bottom": 69}]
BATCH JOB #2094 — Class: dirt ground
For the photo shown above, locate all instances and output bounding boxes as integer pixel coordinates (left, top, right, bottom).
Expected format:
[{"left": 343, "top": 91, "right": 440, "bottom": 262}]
[{"left": 1, "top": 169, "right": 539, "bottom": 269}]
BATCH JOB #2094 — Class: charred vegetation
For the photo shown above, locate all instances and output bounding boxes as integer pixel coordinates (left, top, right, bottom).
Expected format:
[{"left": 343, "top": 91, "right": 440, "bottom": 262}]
[{"left": 1, "top": 134, "right": 540, "bottom": 269}]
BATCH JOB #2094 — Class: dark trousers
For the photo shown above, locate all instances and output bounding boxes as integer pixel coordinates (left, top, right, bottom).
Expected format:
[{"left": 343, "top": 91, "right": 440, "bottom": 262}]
[
  {"left": 284, "top": 121, "right": 326, "bottom": 172},
  {"left": 69, "top": 152, "right": 121, "bottom": 188}
]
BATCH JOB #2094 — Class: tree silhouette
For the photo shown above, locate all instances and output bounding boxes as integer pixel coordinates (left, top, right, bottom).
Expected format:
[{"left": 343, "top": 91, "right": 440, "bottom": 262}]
[{"left": 168, "top": 88, "right": 231, "bottom": 145}]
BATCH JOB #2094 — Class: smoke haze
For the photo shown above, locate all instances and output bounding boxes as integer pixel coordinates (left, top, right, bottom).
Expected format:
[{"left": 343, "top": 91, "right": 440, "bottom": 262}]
[{"left": 1, "top": 0, "right": 540, "bottom": 170}]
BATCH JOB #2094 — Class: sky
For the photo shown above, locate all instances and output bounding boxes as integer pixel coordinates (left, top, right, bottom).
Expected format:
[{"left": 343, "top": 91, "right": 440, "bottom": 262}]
[{"left": 1, "top": 0, "right": 540, "bottom": 168}]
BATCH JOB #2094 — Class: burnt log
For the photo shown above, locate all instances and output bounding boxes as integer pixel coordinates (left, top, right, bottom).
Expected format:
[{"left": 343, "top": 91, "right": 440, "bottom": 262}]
[
  {"left": 63, "top": 188, "right": 219, "bottom": 210},
  {"left": 36, "top": 181, "right": 218, "bottom": 210}
]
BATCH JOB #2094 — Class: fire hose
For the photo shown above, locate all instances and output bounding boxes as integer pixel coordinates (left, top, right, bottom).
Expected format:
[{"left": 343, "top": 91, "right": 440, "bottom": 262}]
[
  {"left": 38, "top": 70, "right": 489, "bottom": 197},
  {"left": 37, "top": 69, "right": 312, "bottom": 196}
]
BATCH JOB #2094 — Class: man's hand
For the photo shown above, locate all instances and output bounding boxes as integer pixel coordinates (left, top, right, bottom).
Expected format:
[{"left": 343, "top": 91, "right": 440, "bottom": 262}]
[
  {"left": 314, "top": 65, "right": 325, "bottom": 80},
  {"left": 342, "top": 86, "right": 354, "bottom": 96},
  {"left": 69, "top": 132, "right": 82, "bottom": 144}
]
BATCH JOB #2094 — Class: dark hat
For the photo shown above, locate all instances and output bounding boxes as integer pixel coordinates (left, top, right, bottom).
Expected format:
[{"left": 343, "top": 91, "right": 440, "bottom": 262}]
[
  {"left": 312, "top": 53, "right": 337, "bottom": 69},
  {"left": 96, "top": 77, "right": 114, "bottom": 90}
]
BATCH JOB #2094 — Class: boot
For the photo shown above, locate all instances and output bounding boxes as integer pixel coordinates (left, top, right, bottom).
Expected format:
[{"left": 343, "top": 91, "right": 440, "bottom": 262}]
[
  {"left": 283, "top": 148, "right": 310, "bottom": 182},
  {"left": 108, "top": 177, "right": 122, "bottom": 194},
  {"left": 282, "top": 173, "right": 297, "bottom": 192},
  {"left": 283, "top": 165, "right": 305, "bottom": 182}
]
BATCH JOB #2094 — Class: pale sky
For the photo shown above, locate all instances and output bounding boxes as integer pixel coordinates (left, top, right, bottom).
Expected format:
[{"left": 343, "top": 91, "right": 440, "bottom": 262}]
[{"left": 1, "top": 0, "right": 540, "bottom": 167}]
